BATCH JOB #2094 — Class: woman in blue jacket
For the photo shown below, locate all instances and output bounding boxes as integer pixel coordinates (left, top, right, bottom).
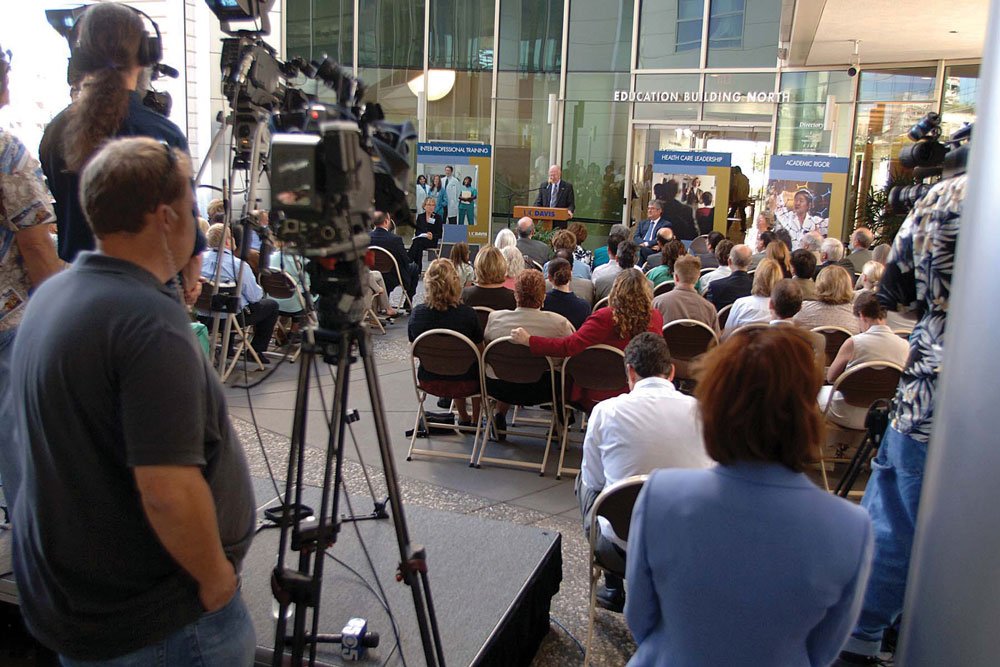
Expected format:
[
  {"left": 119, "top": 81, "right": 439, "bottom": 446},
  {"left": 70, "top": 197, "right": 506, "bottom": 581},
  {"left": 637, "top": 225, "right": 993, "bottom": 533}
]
[{"left": 625, "top": 326, "right": 873, "bottom": 667}]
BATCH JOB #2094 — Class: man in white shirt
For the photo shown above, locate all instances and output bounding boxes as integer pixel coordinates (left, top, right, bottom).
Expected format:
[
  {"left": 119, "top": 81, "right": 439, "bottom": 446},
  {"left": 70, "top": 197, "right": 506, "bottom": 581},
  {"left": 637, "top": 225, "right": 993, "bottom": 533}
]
[
  {"left": 442, "top": 165, "right": 460, "bottom": 224},
  {"left": 699, "top": 239, "right": 733, "bottom": 295},
  {"left": 576, "top": 332, "right": 712, "bottom": 612}
]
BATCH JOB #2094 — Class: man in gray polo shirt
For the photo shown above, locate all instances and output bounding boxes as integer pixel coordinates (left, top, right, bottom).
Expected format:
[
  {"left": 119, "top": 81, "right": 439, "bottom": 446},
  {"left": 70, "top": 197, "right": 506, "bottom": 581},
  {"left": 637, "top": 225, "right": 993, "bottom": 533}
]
[{"left": 10, "top": 137, "right": 256, "bottom": 665}]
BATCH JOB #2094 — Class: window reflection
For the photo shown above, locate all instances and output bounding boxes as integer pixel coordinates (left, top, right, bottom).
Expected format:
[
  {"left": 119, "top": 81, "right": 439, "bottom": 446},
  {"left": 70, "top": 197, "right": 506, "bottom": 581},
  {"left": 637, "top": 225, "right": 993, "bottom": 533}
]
[
  {"left": 706, "top": 0, "right": 779, "bottom": 68},
  {"left": 639, "top": 0, "right": 702, "bottom": 69},
  {"left": 499, "top": 0, "right": 563, "bottom": 72},
  {"left": 567, "top": 0, "right": 633, "bottom": 72}
]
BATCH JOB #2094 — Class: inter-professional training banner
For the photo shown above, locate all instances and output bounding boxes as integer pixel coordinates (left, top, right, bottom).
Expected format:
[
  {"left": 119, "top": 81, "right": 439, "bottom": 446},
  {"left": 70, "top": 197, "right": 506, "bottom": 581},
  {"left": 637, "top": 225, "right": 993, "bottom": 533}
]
[
  {"left": 766, "top": 155, "right": 850, "bottom": 241},
  {"left": 652, "top": 151, "right": 732, "bottom": 234},
  {"left": 416, "top": 143, "right": 492, "bottom": 243}
]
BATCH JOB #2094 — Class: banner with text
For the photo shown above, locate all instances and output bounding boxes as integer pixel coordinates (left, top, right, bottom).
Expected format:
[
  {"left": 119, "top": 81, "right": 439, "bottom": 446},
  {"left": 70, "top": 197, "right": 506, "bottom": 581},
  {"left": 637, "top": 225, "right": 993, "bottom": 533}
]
[
  {"left": 415, "top": 143, "right": 492, "bottom": 243},
  {"left": 652, "top": 150, "right": 732, "bottom": 235},
  {"left": 765, "top": 155, "right": 850, "bottom": 242}
]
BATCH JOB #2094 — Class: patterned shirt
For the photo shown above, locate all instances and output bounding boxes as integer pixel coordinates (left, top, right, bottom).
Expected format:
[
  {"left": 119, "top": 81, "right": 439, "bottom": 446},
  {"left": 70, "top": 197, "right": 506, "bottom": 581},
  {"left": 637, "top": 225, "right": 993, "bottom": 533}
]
[
  {"left": 774, "top": 198, "right": 828, "bottom": 246},
  {"left": 879, "top": 174, "right": 965, "bottom": 443},
  {"left": 0, "top": 130, "right": 56, "bottom": 332}
]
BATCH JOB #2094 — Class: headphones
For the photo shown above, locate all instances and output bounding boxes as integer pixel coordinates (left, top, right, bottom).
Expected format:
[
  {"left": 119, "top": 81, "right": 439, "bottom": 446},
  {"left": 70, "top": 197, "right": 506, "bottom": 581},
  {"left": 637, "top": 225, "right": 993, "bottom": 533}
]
[{"left": 69, "top": 3, "right": 163, "bottom": 70}]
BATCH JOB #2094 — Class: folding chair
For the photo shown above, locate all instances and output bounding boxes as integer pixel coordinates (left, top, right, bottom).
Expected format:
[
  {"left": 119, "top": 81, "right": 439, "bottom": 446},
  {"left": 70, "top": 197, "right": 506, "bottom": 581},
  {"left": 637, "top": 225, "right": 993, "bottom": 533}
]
[
  {"left": 406, "top": 329, "right": 485, "bottom": 466},
  {"left": 652, "top": 280, "right": 675, "bottom": 298},
  {"left": 472, "top": 306, "right": 494, "bottom": 334},
  {"left": 700, "top": 266, "right": 715, "bottom": 277},
  {"left": 477, "top": 337, "right": 559, "bottom": 474},
  {"left": 556, "top": 345, "right": 628, "bottom": 479},
  {"left": 369, "top": 245, "right": 414, "bottom": 311},
  {"left": 593, "top": 296, "right": 610, "bottom": 311},
  {"left": 527, "top": 257, "right": 544, "bottom": 272},
  {"left": 584, "top": 475, "right": 648, "bottom": 666},
  {"left": 716, "top": 303, "right": 733, "bottom": 329},
  {"left": 892, "top": 329, "right": 913, "bottom": 340},
  {"left": 812, "top": 325, "right": 853, "bottom": 368},
  {"left": 818, "top": 361, "right": 903, "bottom": 492},
  {"left": 728, "top": 322, "right": 769, "bottom": 337},
  {"left": 689, "top": 235, "right": 709, "bottom": 254},
  {"left": 194, "top": 284, "right": 265, "bottom": 380},
  {"left": 661, "top": 319, "right": 718, "bottom": 383},
  {"left": 260, "top": 270, "right": 317, "bottom": 361}
]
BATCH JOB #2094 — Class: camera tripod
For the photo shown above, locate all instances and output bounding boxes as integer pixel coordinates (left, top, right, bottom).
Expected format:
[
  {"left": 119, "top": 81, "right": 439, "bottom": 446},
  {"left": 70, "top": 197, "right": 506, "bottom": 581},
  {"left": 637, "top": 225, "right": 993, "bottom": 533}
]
[{"left": 270, "top": 323, "right": 445, "bottom": 667}]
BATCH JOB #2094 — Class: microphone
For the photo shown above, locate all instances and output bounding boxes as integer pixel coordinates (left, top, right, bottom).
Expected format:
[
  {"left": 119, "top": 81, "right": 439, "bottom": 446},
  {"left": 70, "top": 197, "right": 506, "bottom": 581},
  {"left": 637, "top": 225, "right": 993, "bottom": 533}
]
[{"left": 152, "top": 62, "right": 179, "bottom": 79}]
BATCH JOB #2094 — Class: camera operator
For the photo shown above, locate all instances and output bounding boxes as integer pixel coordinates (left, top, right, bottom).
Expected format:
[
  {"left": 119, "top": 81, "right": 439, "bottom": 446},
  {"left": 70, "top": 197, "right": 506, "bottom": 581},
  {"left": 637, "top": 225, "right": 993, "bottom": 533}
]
[
  {"left": 10, "top": 137, "right": 256, "bottom": 665},
  {"left": 0, "top": 44, "right": 64, "bottom": 513},
  {"left": 39, "top": 1, "right": 205, "bottom": 303}
]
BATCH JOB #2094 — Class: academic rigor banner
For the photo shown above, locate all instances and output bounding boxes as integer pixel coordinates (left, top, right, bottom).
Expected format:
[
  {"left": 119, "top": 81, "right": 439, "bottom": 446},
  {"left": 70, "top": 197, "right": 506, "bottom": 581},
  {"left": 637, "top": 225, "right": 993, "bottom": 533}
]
[
  {"left": 415, "top": 142, "right": 492, "bottom": 243},
  {"left": 765, "top": 155, "right": 850, "bottom": 241},
  {"left": 652, "top": 151, "right": 732, "bottom": 235}
]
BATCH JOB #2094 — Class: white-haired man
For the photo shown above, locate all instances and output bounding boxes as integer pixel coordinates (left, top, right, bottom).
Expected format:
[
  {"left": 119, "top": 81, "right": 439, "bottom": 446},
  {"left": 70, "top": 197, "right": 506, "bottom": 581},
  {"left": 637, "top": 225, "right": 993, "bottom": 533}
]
[
  {"left": 847, "top": 227, "right": 875, "bottom": 273},
  {"left": 815, "top": 236, "right": 855, "bottom": 278}
]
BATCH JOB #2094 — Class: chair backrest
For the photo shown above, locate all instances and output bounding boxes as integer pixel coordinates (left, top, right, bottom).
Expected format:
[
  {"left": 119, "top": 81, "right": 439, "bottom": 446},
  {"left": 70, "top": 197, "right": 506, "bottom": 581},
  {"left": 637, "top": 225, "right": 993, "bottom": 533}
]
[
  {"left": 369, "top": 245, "right": 401, "bottom": 277},
  {"left": 662, "top": 319, "right": 718, "bottom": 361},
  {"left": 194, "top": 282, "right": 237, "bottom": 314},
  {"left": 410, "top": 329, "right": 481, "bottom": 378},
  {"left": 259, "top": 270, "right": 298, "bottom": 300},
  {"left": 527, "top": 257, "right": 544, "bottom": 272},
  {"left": 442, "top": 224, "right": 468, "bottom": 243},
  {"left": 729, "top": 322, "right": 769, "bottom": 336},
  {"left": 689, "top": 235, "right": 709, "bottom": 255},
  {"left": 472, "top": 306, "right": 494, "bottom": 333},
  {"left": 563, "top": 344, "right": 627, "bottom": 392},
  {"left": 892, "top": 329, "right": 913, "bottom": 340},
  {"left": 593, "top": 475, "right": 648, "bottom": 545},
  {"left": 652, "top": 280, "right": 675, "bottom": 297},
  {"left": 700, "top": 266, "right": 715, "bottom": 276},
  {"left": 593, "top": 296, "right": 610, "bottom": 311},
  {"left": 716, "top": 303, "right": 733, "bottom": 328},
  {"left": 827, "top": 361, "right": 903, "bottom": 411},
  {"left": 484, "top": 337, "right": 553, "bottom": 385},
  {"left": 812, "top": 326, "right": 853, "bottom": 367}
]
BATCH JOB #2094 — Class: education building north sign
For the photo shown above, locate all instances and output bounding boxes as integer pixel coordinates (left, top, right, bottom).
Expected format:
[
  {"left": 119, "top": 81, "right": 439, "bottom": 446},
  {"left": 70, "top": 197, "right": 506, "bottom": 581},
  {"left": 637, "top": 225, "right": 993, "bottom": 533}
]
[{"left": 613, "top": 90, "right": 790, "bottom": 104}]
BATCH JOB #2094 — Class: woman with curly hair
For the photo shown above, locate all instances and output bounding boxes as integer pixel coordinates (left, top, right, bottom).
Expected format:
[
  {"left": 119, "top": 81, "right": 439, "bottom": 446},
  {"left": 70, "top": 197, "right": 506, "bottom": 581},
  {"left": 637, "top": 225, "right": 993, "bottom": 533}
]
[
  {"left": 645, "top": 238, "right": 687, "bottom": 287},
  {"left": 511, "top": 269, "right": 663, "bottom": 407},
  {"left": 408, "top": 259, "right": 483, "bottom": 425}
]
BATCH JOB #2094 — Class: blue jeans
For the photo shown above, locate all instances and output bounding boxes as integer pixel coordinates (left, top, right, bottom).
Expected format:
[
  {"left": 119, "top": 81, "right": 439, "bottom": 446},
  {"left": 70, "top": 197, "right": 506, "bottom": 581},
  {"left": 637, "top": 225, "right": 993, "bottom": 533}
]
[
  {"left": 843, "top": 426, "right": 927, "bottom": 656},
  {"left": 0, "top": 327, "right": 18, "bottom": 511},
  {"left": 60, "top": 592, "right": 256, "bottom": 667}
]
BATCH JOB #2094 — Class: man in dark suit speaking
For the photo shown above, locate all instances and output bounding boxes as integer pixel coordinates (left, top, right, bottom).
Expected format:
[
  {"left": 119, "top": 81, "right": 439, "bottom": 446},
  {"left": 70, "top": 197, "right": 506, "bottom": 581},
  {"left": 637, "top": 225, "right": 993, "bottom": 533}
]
[
  {"left": 653, "top": 178, "right": 698, "bottom": 241},
  {"left": 534, "top": 164, "right": 575, "bottom": 229}
]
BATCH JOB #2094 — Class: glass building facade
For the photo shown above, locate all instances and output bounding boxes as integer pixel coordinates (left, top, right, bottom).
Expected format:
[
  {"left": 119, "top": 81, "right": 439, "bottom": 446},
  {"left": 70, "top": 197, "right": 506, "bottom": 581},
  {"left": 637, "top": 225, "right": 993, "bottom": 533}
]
[{"left": 286, "top": 0, "right": 979, "bottom": 244}]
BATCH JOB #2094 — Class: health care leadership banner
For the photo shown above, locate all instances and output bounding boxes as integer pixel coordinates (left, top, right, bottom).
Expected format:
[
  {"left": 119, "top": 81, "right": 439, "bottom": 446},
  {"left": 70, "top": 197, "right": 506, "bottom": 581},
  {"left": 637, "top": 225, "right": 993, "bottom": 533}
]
[
  {"left": 765, "top": 155, "right": 850, "bottom": 242},
  {"left": 652, "top": 150, "right": 732, "bottom": 235},
  {"left": 416, "top": 142, "right": 492, "bottom": 243}
]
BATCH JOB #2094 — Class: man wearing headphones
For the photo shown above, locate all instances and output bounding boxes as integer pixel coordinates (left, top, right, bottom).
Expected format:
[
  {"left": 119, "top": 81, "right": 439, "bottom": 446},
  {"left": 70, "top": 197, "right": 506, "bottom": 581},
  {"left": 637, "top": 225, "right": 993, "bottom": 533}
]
[{"left": 39, "top": 2, "right": 203, "bottom": 304}]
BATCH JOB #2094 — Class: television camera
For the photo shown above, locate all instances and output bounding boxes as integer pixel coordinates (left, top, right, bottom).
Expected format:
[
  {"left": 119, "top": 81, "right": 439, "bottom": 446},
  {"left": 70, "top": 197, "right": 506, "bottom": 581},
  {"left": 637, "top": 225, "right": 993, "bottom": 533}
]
[{"left": 889, "top": 112, "right": 973, "bottom": 213}]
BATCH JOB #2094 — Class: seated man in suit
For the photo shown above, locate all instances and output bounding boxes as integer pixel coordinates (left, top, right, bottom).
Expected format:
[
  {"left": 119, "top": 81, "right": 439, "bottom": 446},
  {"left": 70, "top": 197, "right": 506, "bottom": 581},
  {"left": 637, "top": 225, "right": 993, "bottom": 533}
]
[
  {"left": 694, "top": 230, "right": 725, "bottom": 270},
  {"left": 815, "top": 237, "right": 856, "bottom": 278},
  {"left": 516, "top": 216, "right": 550, "bottom": 267},
  {"left": 634, "top": 200, "right": 670, "bottom": 262},
  {"left": 705, "top": 244, "right": 753, "bottom": 311},
  {"left": 576, "top": 332, "right": 711, "bottom": 611},
  {"left": 370, "top": 211, "right": 419, "bottom": 304},
  {"left": 533, "top": 164, "right": 575, "bottom": 228},
  {"left": 409, "top": 197, "right": 443, "bottom": 264},
  {"left": 200, "top": 223, "right": 279, "bottom": 361},
  {"left": 657, "top": 178, "right": 698, "bottom": 241}
]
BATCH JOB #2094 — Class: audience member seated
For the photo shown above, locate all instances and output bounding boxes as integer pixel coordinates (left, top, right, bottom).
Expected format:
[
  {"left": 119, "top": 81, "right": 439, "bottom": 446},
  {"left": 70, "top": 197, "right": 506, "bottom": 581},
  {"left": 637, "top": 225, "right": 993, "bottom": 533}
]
[
  {"left": 227, "top": 225, "right": 260, "bottom": 278},
  {"left": 408, "top": 259, "right": 483, "bottom": 426},
  {"left": 725, "top": 259, "right": 784, "bottom": 331},
  {"left": 548, "top": 229, "right": 591, "bottom": 279},
  {"left": 591, "top": 227, "right": 630, "bottom": 296},
  {"left": 595, "top": 240, "right": 639, "bottom": 300},
  {"left": 790, "top": 248, "right": 819, "bottom": 300},
  {"left": 450, "top": 241, "right": 475, "bottom": 287},
  {"left": 699, "top": 240, "right": 733, "bottom": 295},
  {"left": 516, "top": 216, "right": 550, "bottom": 267},
  {"left": 816, "top": 237, "right": 855, "bottom": 277},
  {"left": 775, "top": 227, "right": 793, "bottom": 251},
  {"left": 768, "top": 279, "right": 825, "bottom": 362},
  {"left": 653, "top": 255, "right": 719, "bottom": 335},
  {"left": 872, "top": 243, "right": 891, "bottom": 265},
  {"left": 641, "top": 227, "right": 676, "bottom": 271},
  {"left": 749, "top": 230, "right": 777, "bottom": 270},
  {"left": 695, "top": 192, "right": 715, "bottom": 236},
  {"left": 801, "top": 230, "right": 824, "bottom": 265},
  {"left": 766, "top": 240, "right": 793, "bottom": 278},
  {"left": 461, "top": 245, "right": 516, "bottom": 310},
  {"left": 855, "top": 260, "right": 883, "bottom": 295},
  {"left": 633, "top": 199, "right": 671, "bottom": 262},
  {"left": 625, "top": 326, "right": 873, "bottom": 667},
  {"left": 694, "top": 230, "right": 724, "bottom": 270},
  {"left": 200, "top": 224, "right": 279, "bottom": 360},
  {"left": 847, "top": 227, "right": 875, "bottom": 274},
  {"left": 568, "top": 222, "right": 593, "bottom": 268},
  {"left": 795, "top": 265, "right": 860, "bottom": 334},
  {"left": 577, "top": 333, "right": 711, "bottom": 612},
  {"left": 483, "top": 270, "right": 574, "bottom": 438},
  {"left": 645, "top": 239, "right": 687, "bottom": 287},
  {"left": 370, "top": 211, "right": 419, "bottom": 305},
  {"left": 743, "top": 210, "right": 774, "bottom": 254},
  {"left": 820, "top": 291, "right": 910, "bottom": 429},
  {"left": 549, "top": 249, "right": 595, "bottom": 306},
  {"left": 511, "top": 269, "right": 664, "bottom": 410},
  {"left": 592, "top": 223, "right": 629, "bottom": 269},
  {"left": 494, "top": 227, "right": 517, "bottom": 251},
  {"left": 409, "top": 197, "right": 443, "bottom": 264},
  {"left": 705, "top": 244, "right": 753, "bottom": 311},
  {"left": 544, "top": 258, "right": 591, "bottom": 330},
  {"left": 501, "top": 245, "right": 525, "bottom": 290}
]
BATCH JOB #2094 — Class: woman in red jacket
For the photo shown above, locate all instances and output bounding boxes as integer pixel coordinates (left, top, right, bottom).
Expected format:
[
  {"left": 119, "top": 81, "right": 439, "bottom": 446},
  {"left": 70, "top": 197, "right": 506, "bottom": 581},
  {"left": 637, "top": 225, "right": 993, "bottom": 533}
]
[{"left": 510, "top": 269, "right": 663, "bottom": 408}]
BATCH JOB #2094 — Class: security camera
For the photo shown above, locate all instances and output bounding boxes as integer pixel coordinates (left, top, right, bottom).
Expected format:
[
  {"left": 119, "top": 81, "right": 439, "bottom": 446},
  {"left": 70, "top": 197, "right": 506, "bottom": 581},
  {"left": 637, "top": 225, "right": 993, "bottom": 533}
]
[{"left": 847, "top": 66, "right": 860, "bottom": 77}]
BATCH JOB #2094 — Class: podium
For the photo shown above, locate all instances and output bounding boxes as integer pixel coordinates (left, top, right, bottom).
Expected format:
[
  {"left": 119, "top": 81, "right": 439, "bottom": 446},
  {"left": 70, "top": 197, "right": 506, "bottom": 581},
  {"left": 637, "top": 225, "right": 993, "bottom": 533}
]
[{"left": 513, "top": 205, "right": 572, "bottom": 231}]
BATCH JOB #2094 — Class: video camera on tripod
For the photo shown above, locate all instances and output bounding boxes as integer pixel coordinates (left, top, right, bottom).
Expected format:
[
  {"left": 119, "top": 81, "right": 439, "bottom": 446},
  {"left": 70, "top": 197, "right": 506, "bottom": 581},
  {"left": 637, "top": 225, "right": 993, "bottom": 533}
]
[{"left": 888, "top": 112, "right": 973, "bottom": 213}]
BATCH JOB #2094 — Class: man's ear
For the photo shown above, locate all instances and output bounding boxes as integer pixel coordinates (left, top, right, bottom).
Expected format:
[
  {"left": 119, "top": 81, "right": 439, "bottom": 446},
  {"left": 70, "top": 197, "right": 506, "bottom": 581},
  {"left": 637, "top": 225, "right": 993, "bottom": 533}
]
[{"left": 667, "top": 363, "right": 675, "bottom": 382}]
